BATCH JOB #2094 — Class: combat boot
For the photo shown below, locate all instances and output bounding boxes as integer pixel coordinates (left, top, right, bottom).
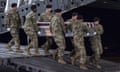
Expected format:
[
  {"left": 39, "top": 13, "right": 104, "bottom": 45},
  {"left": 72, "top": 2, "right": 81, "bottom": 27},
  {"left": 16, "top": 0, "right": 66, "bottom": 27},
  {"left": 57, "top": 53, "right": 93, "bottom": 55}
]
[
  {"left": 44, "top": 49, "right": 50, "bottom": 55},
  {"left": 58, "top": 56, "right": 67, "bottom": 64},
  {"left": 80, "top": 64, "right": 88, "bottom": 70},
  {"left": 25, "top": 48, "right": 31, "bottom": 55},
  {"left": 95, "top": 64, "right": 101, "bottom": 69},
  {"left": 51, "top": 50, "right": 57, "bottom": 59},
  {"left": 16, "top": 48, "right": 22, "bottom": 53},
  {"left": 6, "top": 45, "right": 13, "bottom": 51},
  {"left": 34, "top": 50, "right": 40, "bottom": 56},
  {"left": 89, "top": 58, "right": 94, "bottom": 65},
  {"left": 70, "top": 56, "right": 75, "bottom": 65}
]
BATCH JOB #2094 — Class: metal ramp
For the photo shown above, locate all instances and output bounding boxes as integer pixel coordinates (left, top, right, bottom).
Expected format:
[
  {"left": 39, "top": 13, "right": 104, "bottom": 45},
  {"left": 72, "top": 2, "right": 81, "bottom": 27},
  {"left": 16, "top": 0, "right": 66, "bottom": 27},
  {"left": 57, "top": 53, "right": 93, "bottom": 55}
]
[
  {"left": 9, "top": 57, "right": 120, "bottom": 72},
  {"left": 0, "top": 43, "right": 120, "bottom": 72},
  {"left": 0, "top": 43, "right": 69, "bottom": 64}
]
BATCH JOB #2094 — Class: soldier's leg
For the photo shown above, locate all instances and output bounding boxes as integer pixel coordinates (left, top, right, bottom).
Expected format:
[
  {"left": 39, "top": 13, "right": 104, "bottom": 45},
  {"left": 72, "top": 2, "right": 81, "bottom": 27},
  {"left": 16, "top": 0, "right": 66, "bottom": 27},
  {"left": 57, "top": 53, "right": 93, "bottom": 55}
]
[
  {"left": 54, "top": 36, "right": 66, "bottom": 64},
  {"left": 7, "top": 30, "right": 16, "bottom": 51},
  {"left": 69, "top": 38, "right": 76, "bottom": 57},
  {"left": 32, "top": 33, "right": 39, "bottom": 56},
  {"left": 25, "top": 32, "right": 33, "bottom": 55},
  {"left": 70, "top": 37, "right": 79, "bottom": 65},
  {"left": 74, "top": 39, "right": 88, "bottom": 70},
  {"left": 14, "top": 33, "right": 21, "bottom": 52},
  {"left": 90, "top": 39, "right": 103, "bottom": 69},
  {"left": 43, "top": 37, "right": 53, "bottom": 55},
  {"left": 41, "top": 37, "right": 49, "bottom": 52},
  {"left": 95, "top": 40, "right": 103, "bottom": 69},
  {"left": 7, "top": 38, "right": 14, "bottom": 51},
  {"left": 89, "top": 39, "right": 97, "bottom": 64},
  {"left": 79, "top": 43, "right": 87, "bottom": 70}
]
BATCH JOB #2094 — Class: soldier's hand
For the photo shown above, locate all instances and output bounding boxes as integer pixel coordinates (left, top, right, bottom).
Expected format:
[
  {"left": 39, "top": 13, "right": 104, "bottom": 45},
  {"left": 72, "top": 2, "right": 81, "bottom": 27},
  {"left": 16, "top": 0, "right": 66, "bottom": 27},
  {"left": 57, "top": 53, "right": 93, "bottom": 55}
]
[
  {"left": 65, "top": 22, "right": 71, "bottom": 25},
  {"left": 7, "top": 28, "right": 10, "bottom": 31},
  {"left": 93, "top": 32, "right": 97, "bottom": 35},
  {"left": 37, "top": 31, "right": 41, "bottom": 35},
  {"left": 86, "top": 33, "right": 90, "bottom": 36}
]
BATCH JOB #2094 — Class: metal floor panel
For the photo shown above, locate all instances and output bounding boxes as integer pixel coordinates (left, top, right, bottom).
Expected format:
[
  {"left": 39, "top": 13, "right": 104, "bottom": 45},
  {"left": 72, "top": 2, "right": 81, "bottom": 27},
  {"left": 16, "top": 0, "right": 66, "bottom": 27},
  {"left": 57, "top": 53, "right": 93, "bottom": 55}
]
[
  {"left": 10, "top": 57, "right": 120, "bottom": 72},
  {"left": 0, "top": 43, "right": 120, "bottom": 72},
  {"left": 0, "top": 43, "right": 69, "bottom": 59}
]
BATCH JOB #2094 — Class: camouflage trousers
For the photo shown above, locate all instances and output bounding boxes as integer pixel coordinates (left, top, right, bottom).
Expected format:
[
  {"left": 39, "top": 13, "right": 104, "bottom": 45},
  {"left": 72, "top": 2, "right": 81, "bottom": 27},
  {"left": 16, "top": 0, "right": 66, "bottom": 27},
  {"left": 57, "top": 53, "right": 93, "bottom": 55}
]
[
  {"left": 53, "top": 35, "right": 66, "bottom": 57},
  {"left": 41, "top": 37, "right": 53, "bottom": 51},
  {"left": 24, "top": 30, "right": 38, "bottom": 51},
  {"left": 89, "top": 37, "right": 103, "bottom": 64},
  {"left": 8, "top": 28, "right": 20, "bottom": 48},
  {"left": 73, "top": 36, "right": 87, "bottom": 64}
]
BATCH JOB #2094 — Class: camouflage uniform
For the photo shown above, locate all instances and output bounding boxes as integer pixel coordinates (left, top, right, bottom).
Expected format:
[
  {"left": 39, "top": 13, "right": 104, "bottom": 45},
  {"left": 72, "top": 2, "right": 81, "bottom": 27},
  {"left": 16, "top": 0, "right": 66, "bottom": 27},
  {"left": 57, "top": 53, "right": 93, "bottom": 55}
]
[
  {"left": 89, "top": 24, "right": 104, "bottom": 66},
  {"left": 39, "top": 12, "right": 53, "bottom": 54},
  {"left": 23, "top": 11, "right": 39, "bottom": 55},
  {"left": 66, "top": 19, "right": 75, "bottom": 56},
  {"left": 5, "top": 9, "right": 21, "bottom": 52},
  {"left": 68, "top": 19, "right": 89, "bottom": 67},
  {"left": 50, "top": 15, "right": 66, "bottom": 64}
]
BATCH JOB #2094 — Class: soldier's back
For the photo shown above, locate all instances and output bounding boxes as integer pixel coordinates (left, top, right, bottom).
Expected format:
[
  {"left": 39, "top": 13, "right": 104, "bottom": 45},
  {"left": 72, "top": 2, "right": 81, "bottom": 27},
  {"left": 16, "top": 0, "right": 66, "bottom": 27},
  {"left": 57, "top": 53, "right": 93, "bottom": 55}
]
[
  {"left": 50, "top": 15, "right": 64, "bottom": 35},
  {"left": 40, "top": 12, "right": 52, "bottom": 22},
  {"left": 6, "top": 9, "right": 20, "bottom": 28},
  {"left": 23, "top": 11, "right": 35, "bottom": 30}
]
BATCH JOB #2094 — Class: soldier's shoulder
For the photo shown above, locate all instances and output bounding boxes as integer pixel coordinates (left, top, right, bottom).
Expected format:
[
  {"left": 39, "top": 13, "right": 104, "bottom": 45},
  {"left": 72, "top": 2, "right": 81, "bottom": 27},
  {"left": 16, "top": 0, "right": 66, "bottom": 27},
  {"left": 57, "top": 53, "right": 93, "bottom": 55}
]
[
  {"left": 52, "top": 15, "right": 58, "bottom": 20},
  {"left": 26, "top": 11, "right": 34, "bottom": 17},
  {"left": 67, "top": 19, "right": 72, "bottom": 22},
  {"left": 97, "top": 24, "right": 102, "bottom": 26},
  {"left": 41, "top": 12, "right": 45, "bottom": 15},
  {"left": 6, "top": 9, "right": 13, "bottom": 15},
  {"left": 41, "top": 12, "right": 46, "bottom": 16}
]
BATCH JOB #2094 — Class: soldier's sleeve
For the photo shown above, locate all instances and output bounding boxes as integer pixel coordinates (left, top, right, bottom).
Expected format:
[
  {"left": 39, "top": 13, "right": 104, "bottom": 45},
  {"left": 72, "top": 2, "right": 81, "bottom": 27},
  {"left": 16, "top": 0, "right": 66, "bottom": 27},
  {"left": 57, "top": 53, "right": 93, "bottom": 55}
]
[
  {"left": 62, "top": 22, "right": 66, "bottom": 33},
  {"left": 17, "top": 12, "right": 22, "bottom": 28},
  {"left": 35, "top": 23, "right": 39, "bottom": 32},
  {"left": 82, "top": 22, "right": 89, "bottom": 33},
  {"left": 39, "top": 14, "right": 44, "bottom": 22},
  {"left": 97, "top": 24, "right": 104, "bottom": 35},
  {"left": 68, "top": 24, "right": 72, "bottom": 32},
  {"left": 51, "top": 18, "right": 59, "bottom": 33},
  {"left": 5, "top": 13, "right": 10, "bottom": 28},
  {"left": 32, "top": 15, "right": 39, "bottom": 32},
  {"left": 65, "top": 19, "right": 72, "bottom": 32}
]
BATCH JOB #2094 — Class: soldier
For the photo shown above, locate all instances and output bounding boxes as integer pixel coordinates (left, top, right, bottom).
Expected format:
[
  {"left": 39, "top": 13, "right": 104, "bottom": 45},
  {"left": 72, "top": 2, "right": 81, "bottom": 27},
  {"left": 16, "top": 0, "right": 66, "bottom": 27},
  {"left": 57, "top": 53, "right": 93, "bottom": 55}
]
[
  {"left": 38, "top": 5, "right": 53, "bottom": 55},
  {"left": 50, "top": 9, "right": 67, "bottom": 64},
  {"left": 23, "top": 4, "right": 39, "bottom": 56},
  {"left": 89, "top": 17, "right": 104, "bottom": 69},
  {"left": 5, "top": 3, "right": 21, "bottom": 52},
  {"left": 67, "top": 13, "right": 88, "bottom": 70}
]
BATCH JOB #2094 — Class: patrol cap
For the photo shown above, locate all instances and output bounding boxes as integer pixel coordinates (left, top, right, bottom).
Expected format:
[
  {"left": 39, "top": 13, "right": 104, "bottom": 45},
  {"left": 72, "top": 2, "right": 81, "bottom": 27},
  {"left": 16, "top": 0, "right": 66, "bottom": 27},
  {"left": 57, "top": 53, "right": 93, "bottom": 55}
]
[
  {"left": 94, "top": 17, "right": 100, "bottom": 21},
  {"left": 78, "top": 15, "right": 83, "bottom": 19},
  {"left": 11, "top": 3, "right": 17, "bottom": 8},
  {"left": 46, "top": 5, "right": 52, "bottom": 8},
  {"left": 54, "top": 9, "right": 62, "bottom": 13},
  {"left": 31, "top": 4, "right": 37, "bottom": 10},
  {"left": 72, "top": 12, "right": 78, "bottom": 16}
]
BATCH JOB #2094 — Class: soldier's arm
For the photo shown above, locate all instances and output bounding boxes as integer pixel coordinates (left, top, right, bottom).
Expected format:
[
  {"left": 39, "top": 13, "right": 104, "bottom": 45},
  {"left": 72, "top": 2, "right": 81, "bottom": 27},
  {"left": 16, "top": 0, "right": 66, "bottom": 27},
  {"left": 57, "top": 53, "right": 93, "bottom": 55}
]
[
  {"left": 82, "top": 23, "right": 89, "bottom": 32},
  {"left": 34, "top": 23, "right": 39, "bottom": 32},
  {"left": 51, "top": 18, "right": 59, "bottom": 33},
  {"left": 38, "top": 14, "right": 44, "bottom": 22},
  {"left": 65, "top": 19, "right": 72, "bottom": 32},
  {"left": 17, "top": 12, "right": 22, "bottom": 28},
  {"left": 97, "top": 24, "right": 104, "bottom": 35},
  {"left": 5, "top": 13, "right": 11, "bottom": 28},
  {"left": 32, "top": 15, "right": 39, "bottom": 32}
]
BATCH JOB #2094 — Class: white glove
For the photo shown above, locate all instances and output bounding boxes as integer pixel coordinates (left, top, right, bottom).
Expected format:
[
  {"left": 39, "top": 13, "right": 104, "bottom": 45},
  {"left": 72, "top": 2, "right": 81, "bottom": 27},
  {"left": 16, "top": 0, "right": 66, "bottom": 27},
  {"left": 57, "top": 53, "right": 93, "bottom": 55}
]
[
  {"left": 86, "top": 33, "right": 90, "bottom": 36},
  {"left": 7, "top": 28, "right": 10, "bottom": 31},
  {"left": 37, "top": 31, "right": 41, "bottom": 35},
  {"left": 93, "top": 32, "right": 97, "bottom": 35}
]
